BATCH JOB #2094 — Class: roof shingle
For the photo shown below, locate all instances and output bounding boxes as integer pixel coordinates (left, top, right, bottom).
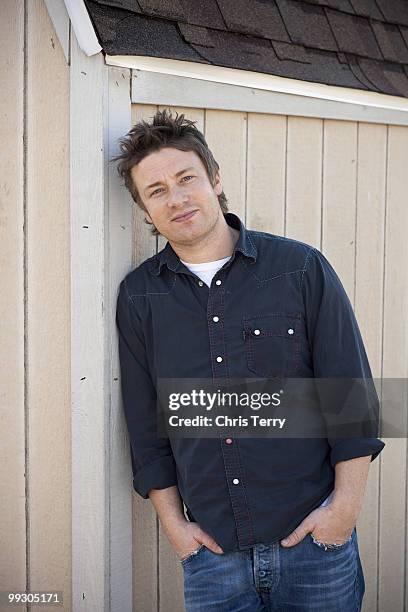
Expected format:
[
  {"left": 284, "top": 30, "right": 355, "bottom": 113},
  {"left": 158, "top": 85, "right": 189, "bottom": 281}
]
[
  {"left": 370, "top": 20, "right": 408, "bottom": 64},
  {"left": 375, "top": 0, "right": 408, "bottom": 28},
  {"left": 275, "top": 0, "right": 338, "bottom": 51},
  {"left": 216, "top": 0, "right": 290, "bottom": 42},
  {"left": 302, "top": 0, "right": 354, "bottom": 11},
  {"left": 137, "top": 0, "right": 225, "bottom": 28},
  {"left": 86, "top": 2, "right": 210, "bottom": 59},
  {"left": 358, "top": 56, "right": 408, "bottom": 96},
  {"left": 325, "top": 9, "right": 382, "bottom": 59},
  {"left": 348, "top": 0, "right": 384, "bottom": 20}
]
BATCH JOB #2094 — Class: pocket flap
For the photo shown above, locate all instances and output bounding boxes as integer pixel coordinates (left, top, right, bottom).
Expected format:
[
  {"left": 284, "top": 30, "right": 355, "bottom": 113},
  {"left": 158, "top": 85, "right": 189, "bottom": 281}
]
[{"left": 243, "top": 313, "right": 300, "bottom": 339}]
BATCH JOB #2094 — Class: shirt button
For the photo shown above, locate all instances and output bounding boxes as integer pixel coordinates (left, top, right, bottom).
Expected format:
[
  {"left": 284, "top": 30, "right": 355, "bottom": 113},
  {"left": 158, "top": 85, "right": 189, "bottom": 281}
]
[
  {"left": 213, "top": 316, "right": 219, "bottom": 322},
  {"left": 287, "top": 328, "right": 294, "bottom": 334},
  {"left": 198, "top": 281, "right": 204, "bottom": 286},
  {"left": 253, "top": 329, "right": 261, "bottom": 335},
  {"left": 259, "top": 570, "right": 266, "bottom": 577},
  {"left": 216, "top": 356, "right": 223, "bottom": 363},
  {"left": 232, "top": 478, "right": 240, "bottom": 485},
  {"left": 225, "top": 438, "right": 233, "bottom": 444},
  {"left": 215, "top": 279, "right": 222, "bottom": 285}
]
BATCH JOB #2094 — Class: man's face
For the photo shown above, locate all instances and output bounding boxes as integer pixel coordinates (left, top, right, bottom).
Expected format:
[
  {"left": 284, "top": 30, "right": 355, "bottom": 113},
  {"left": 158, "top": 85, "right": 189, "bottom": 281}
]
[{"left": 130, "top": 147, "right": 223, "bottom": 244}]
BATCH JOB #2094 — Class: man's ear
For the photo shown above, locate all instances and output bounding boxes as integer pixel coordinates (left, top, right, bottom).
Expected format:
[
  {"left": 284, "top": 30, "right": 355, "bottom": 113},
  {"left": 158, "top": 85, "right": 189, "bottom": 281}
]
[
  {"left": 213, "top": 171, "right": 222, "bottom": 196},
  {"left": 141, "top": 202, "right": 153, "bottom": 224}
]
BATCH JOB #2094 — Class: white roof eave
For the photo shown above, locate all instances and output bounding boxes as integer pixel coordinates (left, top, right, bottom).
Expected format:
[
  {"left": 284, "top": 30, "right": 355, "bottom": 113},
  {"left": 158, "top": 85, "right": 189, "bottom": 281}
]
[
  {"left": 64, "top": 0, "right": 102, "bottom": 56},
  {"left": 105, "top": 54, "right": 408, "bottom": 112}
]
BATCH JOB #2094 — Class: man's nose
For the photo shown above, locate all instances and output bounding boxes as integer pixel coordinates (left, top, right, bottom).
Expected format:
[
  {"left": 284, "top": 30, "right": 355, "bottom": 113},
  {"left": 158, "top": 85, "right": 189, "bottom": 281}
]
[{"left": 167, "top": 184, "right": 188, "bottom": 206}]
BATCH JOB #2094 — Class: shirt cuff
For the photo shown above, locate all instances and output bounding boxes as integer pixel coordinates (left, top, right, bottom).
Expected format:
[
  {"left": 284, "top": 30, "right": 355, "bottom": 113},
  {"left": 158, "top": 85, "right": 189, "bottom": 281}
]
[
  {"left": 329, "top": 438, "right": 385, "bottom": 468},
  {"left": 133, "top": 455, "right": 179, "bottom": 499}
]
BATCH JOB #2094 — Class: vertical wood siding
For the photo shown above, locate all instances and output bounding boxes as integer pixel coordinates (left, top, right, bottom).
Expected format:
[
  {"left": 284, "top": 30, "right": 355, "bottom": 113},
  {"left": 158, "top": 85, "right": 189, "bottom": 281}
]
[
  {"left": 130, "top": 104, "right": 408, "bottom": 612},
  {"left": 0, "top": 0, "right": 26, "bottom": 600},
  {"left": 27, "top": 1, "right": 71, "bottom": 610},
  {"left": 108, "top": 66, "right": 133, "bottom": 612},
  {"left": 0, "top": 0, "right": 71, "bottom": 610},
  {"left": 379, "top": 126, "right": 408, "bottom": 612},
  {"left": 70, "top": 31, "right": 107, "bottom": 612}
]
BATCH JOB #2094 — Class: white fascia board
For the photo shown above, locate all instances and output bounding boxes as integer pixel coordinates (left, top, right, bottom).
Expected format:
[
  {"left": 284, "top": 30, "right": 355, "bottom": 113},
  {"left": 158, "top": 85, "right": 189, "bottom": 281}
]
[
  {"left": 105, "top": 54, "right": 408, "bottom": 113},
  {"left": 63, "top": 0, "right": 102, "bottom": 56}
]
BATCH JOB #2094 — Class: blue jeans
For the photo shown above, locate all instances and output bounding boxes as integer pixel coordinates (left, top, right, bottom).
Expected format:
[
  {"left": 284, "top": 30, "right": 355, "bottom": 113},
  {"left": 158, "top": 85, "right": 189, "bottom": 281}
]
[{"left": 181, "top": 527, "right": 365, "bottom": 611}]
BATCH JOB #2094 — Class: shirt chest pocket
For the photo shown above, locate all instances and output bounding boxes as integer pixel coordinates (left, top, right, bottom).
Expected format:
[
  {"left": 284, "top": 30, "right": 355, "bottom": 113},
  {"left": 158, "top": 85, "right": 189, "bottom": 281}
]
[{"left": 242, "top": 313, "right": 302, "bottom": 378}]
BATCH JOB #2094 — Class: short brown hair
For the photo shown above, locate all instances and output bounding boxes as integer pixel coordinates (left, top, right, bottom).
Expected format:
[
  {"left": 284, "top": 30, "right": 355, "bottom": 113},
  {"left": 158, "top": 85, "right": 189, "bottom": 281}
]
[{"left": 111, "top": 108, "right": 229, "bottom": 235}]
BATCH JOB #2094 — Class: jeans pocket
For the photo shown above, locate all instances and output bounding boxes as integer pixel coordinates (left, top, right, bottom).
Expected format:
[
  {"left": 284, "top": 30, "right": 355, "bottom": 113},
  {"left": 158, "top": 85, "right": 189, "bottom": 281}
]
[
  {"left": 309, "top": 531, "right": 353, "bottom": 552},
  {"left": 180, "top": 543, "right": 206, "bottom": 566}
]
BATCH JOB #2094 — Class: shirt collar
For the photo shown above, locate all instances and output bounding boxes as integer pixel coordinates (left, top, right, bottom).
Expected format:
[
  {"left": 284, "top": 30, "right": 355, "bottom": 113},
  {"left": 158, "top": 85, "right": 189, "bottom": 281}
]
[{"left": 148, "top": 211, "right": 257, "bottom": 276}]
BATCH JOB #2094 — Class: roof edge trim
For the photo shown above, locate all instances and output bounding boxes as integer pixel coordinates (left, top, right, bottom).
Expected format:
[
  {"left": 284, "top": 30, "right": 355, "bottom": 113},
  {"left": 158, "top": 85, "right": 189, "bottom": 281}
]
[
  {"left": 63, "top": 0, "right": 102, "bottom": 56},
  {"left": 105, "top": 54, "right": 408, "bottom": 112}
]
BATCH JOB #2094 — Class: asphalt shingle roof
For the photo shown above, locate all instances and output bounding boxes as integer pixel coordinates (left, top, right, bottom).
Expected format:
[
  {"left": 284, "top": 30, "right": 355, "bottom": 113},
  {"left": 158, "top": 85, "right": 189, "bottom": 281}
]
[{"left": 84, "top": 0, "right": 408, "bottom": 98}]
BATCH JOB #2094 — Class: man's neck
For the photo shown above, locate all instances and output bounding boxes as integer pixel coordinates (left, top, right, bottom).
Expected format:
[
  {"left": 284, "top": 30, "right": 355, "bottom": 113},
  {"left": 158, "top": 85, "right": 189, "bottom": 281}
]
[{"left": 169, "top": 216, "right": 240, "bottom": 264}]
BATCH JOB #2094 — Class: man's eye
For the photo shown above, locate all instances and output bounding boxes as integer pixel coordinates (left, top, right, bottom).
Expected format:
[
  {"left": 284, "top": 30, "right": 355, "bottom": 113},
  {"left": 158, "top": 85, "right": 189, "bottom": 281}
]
[{"left": 150, "top": 176, "right": 193, "bottom": 196}]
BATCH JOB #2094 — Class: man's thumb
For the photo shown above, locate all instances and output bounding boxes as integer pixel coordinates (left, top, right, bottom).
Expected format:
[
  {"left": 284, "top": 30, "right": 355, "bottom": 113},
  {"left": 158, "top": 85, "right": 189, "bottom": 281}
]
[
  {"left": 280, "top": 523, "right": 310, "bottom": 547},
  {"left": 201, "top": 535, "right": 223, "bottom": 555}
]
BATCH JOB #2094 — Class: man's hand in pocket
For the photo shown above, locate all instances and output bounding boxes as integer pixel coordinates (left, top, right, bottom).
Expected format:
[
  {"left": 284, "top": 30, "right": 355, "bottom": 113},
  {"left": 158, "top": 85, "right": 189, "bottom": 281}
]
[
  {"left": 167, "top": 519, "right": 224, "bottom": 561},
  {"left": 280, "top": 505, "right": 356, "bottom": 548}
]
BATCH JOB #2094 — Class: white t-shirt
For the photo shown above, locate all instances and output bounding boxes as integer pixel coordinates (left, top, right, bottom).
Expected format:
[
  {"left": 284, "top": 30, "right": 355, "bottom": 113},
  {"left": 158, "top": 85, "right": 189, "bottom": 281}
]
[
  {"left": 180, "top": 254, "right": 333, "bottom": 509},
  {"left": 179, "top": 255, "right": 231, "bottom": 287}
]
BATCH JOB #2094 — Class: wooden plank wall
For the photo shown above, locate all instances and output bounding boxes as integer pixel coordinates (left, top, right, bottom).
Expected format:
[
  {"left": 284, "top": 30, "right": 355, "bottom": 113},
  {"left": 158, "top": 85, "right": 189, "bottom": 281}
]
[
  {"left": 129, "top": 104, "right": 408, "bottom": 612},
  {"left": 0, "top": 0, "right": 26, "bottom": 604},
  {"left": 26, "top": 1, "right": 71, "bottom": 608},
  {"left": 70, "top": 28, "right": 106, "bottom": 612},
  {"left": 0, "top": 1, "right": 71, "bottom": 611},
  {"left": 108, "top": 65, "right": 133, "bottom": 612}
]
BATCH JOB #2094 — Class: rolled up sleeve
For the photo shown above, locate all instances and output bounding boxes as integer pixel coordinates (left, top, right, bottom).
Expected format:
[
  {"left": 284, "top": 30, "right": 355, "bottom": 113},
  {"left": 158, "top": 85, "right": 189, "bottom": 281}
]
[
  {"left": 301, "top": 247, "right": 385, "bottom": 466},
  {"left": 116, "top": 277, "right": 178, "bottom": 499}
]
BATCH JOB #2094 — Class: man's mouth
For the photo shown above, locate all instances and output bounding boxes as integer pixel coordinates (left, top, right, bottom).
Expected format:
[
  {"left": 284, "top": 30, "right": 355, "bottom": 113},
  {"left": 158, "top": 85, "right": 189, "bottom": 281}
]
[{"left": 172, "top": 209, "right": 198, "bottom": 222}]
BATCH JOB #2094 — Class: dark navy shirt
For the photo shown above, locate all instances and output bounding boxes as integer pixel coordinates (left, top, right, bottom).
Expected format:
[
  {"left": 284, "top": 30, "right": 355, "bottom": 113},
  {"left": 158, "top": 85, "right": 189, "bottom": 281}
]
[{"left": 115, "top": 211, "right": 385, "bottom": 552}]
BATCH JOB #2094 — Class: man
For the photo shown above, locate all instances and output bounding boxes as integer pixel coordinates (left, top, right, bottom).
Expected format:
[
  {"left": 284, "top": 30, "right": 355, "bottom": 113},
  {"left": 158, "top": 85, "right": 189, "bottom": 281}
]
[{"left": 114, "top": 109, "right": 384, "bottom": 611}]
